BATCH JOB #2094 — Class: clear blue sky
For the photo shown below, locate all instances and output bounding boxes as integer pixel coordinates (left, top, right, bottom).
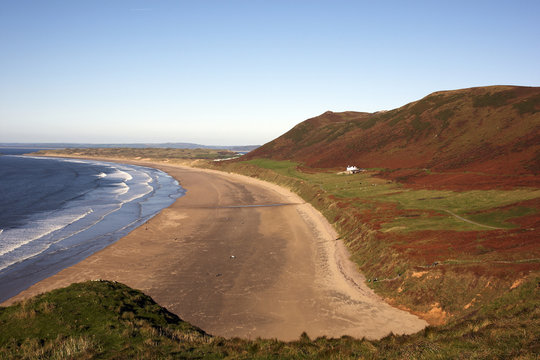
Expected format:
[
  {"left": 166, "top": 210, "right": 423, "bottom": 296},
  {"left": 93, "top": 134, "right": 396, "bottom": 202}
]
[{"left": 1, "top": 0, "right": 539, "bottom": 145}]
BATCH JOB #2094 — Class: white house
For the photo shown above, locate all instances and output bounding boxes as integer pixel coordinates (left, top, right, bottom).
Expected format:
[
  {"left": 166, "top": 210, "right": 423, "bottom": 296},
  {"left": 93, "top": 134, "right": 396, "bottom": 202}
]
[{"left": 346, "top": 165, "right": 361, "bottom": 174}]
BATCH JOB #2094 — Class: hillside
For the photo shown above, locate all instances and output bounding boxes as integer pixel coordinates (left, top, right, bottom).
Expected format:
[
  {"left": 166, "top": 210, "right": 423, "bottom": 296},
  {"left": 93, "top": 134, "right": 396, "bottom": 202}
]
[
  {"left": 246, "top": 85, "right": 540, "bottom": 189},
  {"left": 1, "top": 280, "right": 538, "bottom": 359},
  {"left": 211, "top": 86, "right": 540, "bottom": 329}
]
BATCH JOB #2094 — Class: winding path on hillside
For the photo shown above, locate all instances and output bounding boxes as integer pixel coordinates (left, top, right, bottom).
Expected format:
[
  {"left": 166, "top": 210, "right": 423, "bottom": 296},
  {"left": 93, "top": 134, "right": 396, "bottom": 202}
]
[
  {"left": 4, "top": 161, "right": 427, "bottom": 340},
  {"left": 440, "top": 209, "right": 505, "bottom": 230}
]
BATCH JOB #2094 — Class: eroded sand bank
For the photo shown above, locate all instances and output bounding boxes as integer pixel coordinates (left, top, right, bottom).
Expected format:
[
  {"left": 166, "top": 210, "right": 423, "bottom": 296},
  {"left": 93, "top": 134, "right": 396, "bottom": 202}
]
[{"left": 3, "top": 160, "right": 427, "bottom": 340}]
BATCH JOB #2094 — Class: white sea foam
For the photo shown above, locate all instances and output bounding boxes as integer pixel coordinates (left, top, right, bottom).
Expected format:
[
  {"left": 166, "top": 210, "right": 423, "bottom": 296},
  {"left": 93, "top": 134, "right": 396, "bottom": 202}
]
[
  {"left": 0, "top": 157, "right": 184, "bottom": 288},
  {"left": 17, "top": 204, "right": 123, "bottom": 269},
  {"left": 106, "top": 168, "right": 133, "bottom": 182},
  {"left": 114, "top": 182, "right": 130, "bottom": 196},
  {"left": 116, "top": 186, "right": 152, "bottom": 203},
  {"left": 140, "top": 171, "right": 152, "bottom": 183},
  {"left": 0, "top": 209, "right": 94, "bottom": 259},
  {"left": 113, "top": 167, "right": 154, "bottom": 203}
]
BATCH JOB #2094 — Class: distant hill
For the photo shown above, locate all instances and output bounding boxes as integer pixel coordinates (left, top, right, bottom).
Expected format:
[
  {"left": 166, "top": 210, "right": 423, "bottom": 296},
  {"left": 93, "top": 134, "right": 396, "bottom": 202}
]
[
  {"left": 245, "top": 86, "right": 540, "bottom": 188},
  {"left": 0, "top": 142, "right": 259, "bottom": 152}
]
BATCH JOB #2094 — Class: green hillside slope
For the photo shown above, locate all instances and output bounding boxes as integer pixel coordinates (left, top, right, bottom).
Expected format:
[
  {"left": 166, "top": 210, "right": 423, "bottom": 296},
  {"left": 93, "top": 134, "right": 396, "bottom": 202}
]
[
  {"left": 1, "top": 280, "right": 538, "bottom": 359},
  {"left": 247, "top": 86, "right": 540, "bottom": 189}
]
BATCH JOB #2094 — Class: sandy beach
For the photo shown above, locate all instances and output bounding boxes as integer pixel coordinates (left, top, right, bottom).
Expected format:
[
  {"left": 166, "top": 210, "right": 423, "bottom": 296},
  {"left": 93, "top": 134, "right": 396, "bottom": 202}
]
[{"left": 3, "top": 159, "right": 427, "bottom": 340}]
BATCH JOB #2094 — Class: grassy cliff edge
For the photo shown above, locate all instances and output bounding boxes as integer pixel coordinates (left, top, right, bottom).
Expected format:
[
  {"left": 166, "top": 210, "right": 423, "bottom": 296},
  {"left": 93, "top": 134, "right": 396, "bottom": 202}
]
[{"left": 1, "top": 279, "right": 538, "bottom": 359}]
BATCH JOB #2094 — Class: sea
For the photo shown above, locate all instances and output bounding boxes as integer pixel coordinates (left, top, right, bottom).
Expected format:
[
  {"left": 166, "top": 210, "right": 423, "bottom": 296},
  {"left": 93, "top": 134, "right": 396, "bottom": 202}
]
[{"left": 0, "top": 148, "right": 185, "bottom": 303}]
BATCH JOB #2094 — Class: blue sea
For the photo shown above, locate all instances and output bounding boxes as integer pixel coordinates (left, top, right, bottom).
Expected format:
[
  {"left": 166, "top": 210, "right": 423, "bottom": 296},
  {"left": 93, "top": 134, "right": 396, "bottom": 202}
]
[{"left": 0, "top": 148, "right": 185, "bottom": 302}]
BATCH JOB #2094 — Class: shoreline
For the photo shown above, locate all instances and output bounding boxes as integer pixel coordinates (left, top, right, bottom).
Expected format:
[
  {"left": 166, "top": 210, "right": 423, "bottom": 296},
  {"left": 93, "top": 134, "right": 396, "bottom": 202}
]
[
  {"left": 2, "top": 156, "right": 427, "bottom": 340},
  {"left": 0, "top": 156, "right": 182, "bottom": 303}
]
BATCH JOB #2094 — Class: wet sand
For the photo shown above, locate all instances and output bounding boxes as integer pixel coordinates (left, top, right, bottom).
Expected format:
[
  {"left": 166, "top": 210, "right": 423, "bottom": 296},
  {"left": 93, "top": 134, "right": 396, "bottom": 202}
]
[{"left": 3, "top": 160, "right": 427, "bottom": 340}]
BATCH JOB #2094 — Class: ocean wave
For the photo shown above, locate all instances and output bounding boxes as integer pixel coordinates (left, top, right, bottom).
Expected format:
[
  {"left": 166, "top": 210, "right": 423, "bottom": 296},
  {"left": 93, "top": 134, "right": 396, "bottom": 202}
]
[
  {"left": 114, "top": 167, "right": 154, "bottom": 203},
  {"left": 113, "top": 182, "right": 130, "bottom": 196},
  {"left": 106, "top": 167, "right": 133, "bottom": 182},
  {"left": 0, "top": 163, "right": 155, "bottom": 270},
  {"left": 140, "top": 171, "right": 153, "bottom": 184},
  {"left": 0, "top": 209, "right": 94, "bottom": 259},
  {"left": 0, "top": 157, "right": 185, "bottom": 299},
  {"left": 117, "top": 182, "right": 153, "bottom": 203}
]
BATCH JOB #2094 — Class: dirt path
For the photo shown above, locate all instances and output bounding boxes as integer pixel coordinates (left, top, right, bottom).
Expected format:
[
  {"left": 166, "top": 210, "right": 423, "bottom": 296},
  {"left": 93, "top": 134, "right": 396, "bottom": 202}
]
[
  {"left": 3, "top": 160, "right": 427, "bottom": 340},
  {"left": 440, "top": 209, "right": 504, "bottom": 230}
]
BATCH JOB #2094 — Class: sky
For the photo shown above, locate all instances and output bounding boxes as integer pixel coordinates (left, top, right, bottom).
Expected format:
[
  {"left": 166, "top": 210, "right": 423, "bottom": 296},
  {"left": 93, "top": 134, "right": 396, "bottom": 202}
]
[{"left": 1, "top": 1, "right": 539, "bottom": 145}]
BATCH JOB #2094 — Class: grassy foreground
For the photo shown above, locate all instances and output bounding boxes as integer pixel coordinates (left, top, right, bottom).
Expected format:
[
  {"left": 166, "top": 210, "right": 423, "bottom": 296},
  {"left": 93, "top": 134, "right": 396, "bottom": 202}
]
[{"left": 1, "top": 279, "right": 538, "bottom": 359}]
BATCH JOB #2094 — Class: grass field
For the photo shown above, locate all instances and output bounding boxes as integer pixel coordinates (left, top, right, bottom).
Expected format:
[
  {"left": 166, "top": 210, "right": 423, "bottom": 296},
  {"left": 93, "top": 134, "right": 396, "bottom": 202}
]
[
  {"left": 1, "top": 279, "right": 538, "bottom": 359},
  {"left": 245, "top": 159, "right": 539, "bottom": 231}
]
